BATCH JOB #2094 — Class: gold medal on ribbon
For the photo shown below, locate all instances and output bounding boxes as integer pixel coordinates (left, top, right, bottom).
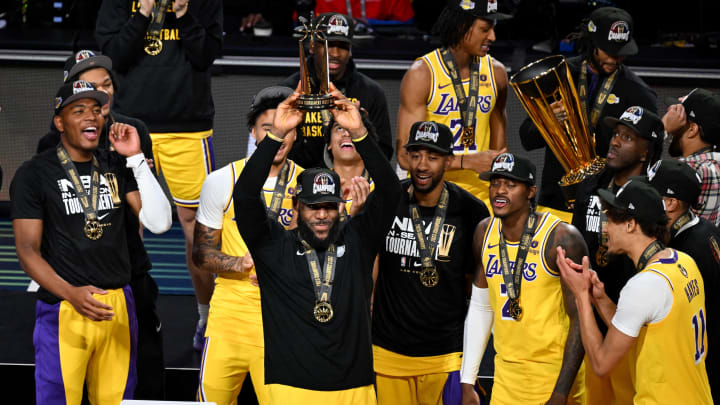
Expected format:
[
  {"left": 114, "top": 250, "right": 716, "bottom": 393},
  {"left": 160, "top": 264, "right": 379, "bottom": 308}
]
[
  {"left": 509, "top": 298, "right": 523, "bottom": 320},
  {"left": 144, "top": 36, "right": 163, "bottom": 56},
  {"left": 595, "top": 245, "right": 609, "bottom": 267},
  {"left": 84, "top": 220, "right": 103, "bottom": 240},
  {"left": 461, "top": 127, "right": 475, "bottom": 148},
  {"left": 313, "top": 301, "right": 334, "bottom": 323},
  {"left": 419, "top": 267, "right": 439, "bottom": 288}
]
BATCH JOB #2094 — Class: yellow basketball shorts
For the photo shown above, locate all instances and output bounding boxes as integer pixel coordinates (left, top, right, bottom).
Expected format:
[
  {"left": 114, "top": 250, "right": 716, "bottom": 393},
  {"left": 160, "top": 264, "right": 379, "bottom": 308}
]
[
  {"left": 267, "top": 384, "right": 376, "bottom": 405},
  {"left": 33, "top": 286, "right": 137, "bottom": 405},
  {"left": 197, "top": 336, "right": 268, "bottom": 405},
  {"left": 151, "top": 130, "right": 215, "bottom": 207},
  {"left": 376, "top": 371, "right": 464, "bottom": 405}
]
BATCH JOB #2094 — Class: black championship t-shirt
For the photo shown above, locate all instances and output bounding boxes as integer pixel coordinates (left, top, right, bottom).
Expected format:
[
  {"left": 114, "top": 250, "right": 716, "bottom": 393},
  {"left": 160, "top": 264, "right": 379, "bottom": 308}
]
[
  {"left": 373, "top": 180, "right": 489, "bottom": 356},
  {"left": 10, "top": 148, "right": 138, "bottom": 304}
]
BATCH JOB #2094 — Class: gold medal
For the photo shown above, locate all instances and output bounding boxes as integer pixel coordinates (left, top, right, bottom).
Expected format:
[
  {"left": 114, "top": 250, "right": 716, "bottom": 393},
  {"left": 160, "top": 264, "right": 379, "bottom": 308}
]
[
  {"left": 84, "top": 220, "right": 103, "bottom": 240},
  {"left": 596, "top": 245, "right": 609, "bottom": 267},
  {"left": 509, "top": 298, "right": 523, "bottom": 320},
  {"left": 313, "top": 301, "right": 334, "bottom": 323},
  {"left": 419, "top": 267, "right": 439, "bottom": 288},
  {"left": 461, "top": 127, "right": 475, "bottom": 148},
  {"left": 144, "top": 36, "right": 163, "bottom": 56}
]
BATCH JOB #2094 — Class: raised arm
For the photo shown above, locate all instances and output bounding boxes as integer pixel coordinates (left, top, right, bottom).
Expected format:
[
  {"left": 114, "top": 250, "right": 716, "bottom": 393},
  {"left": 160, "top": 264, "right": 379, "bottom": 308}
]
[
  {"left": 396, "top": 59, "right": 432, "bottom": 170},
  {"left": 544, "top": 223, "right": 588, "bottom": 404},
  {"left": 460, "top": 218, "right": 494, "bottom": 405}
]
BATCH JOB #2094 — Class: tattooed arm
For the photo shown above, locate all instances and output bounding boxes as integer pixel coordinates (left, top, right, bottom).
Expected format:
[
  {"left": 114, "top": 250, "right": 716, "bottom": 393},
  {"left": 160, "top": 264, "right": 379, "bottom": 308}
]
[
  {"left": 544, "top": 222, "right": 588, "bottom": 404},
  {"left": 191, "top": 222, "right": 247, "bottom": 274}
]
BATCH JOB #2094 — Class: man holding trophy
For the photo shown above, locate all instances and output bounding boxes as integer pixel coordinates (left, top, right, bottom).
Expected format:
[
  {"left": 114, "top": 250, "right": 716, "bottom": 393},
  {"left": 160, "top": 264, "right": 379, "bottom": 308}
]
[{"left": 96, "top": 0, "right": 224, "bottom": 351}]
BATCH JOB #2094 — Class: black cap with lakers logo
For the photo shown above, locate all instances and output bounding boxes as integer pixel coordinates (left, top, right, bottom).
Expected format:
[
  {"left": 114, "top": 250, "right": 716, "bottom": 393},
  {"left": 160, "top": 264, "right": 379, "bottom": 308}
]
[
  {"left": 296, "top": 168, "right": 345, "bottom": 205},
  {"left": 587, "top": 7, "right": 638, "bottom": 56},
  {"left": 54, "top": 80, "right": 109, "bottom": 115},
  {"left": 451, "top": 0, "right": 512, "bottom": 20},
  {"left": 404, "top": 121, "right": 454, "bottom": 155},
  {"left": 479, "top": 153, "right": 536, "bottom": 185}
]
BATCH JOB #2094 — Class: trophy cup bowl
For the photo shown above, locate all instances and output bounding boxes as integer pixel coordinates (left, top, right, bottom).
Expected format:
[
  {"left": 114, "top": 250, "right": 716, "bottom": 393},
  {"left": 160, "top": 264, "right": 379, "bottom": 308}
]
[{"left": 296, "top": 15, "right": 335, "bottom": 111}]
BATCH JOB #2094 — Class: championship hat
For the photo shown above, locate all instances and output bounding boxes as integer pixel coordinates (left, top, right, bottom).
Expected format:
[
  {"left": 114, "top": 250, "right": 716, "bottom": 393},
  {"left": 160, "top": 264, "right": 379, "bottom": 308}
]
[
  {"left": 315, "top": 13, "right": 354, "bottom": 44},
  {"left": 451, "top": 0, "right": 512, "bottom": 20},
  {"left": 63, "top": 50, "right": 113, "bottom": 83},
  {"left": 404, "top": 121, "right": 454, "bottom": 155},
  {"left": 296, "top": 168, "right": 345, "bottom": 205},
  {"left": 479, "top": 153, "right": 536, "bottom": 185},
  {"left": 603, "top": 106, "right": 664, "bottom": 142},
  {"left": 647, "top": 159, "right": 702, "bottom": 204},
  {"left": 54, "top": 80, "right": 109, "bottom": 116},
  {"left": 597, "top": 178, "right": 665, "bottom": 224},
  {"left": 587, "top": 7, "right": 638, "bottom": 56}
]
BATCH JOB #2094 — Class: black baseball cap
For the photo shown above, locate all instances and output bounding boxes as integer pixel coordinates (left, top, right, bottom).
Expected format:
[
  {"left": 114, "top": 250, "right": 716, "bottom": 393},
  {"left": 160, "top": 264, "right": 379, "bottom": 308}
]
[
  {"left": 587, "top": 7, "right": 638, "bottom": 56},
  {"left": 647, "top": 159, "right": 702, "bottom": 204},
  {"left": 603, "top": 106, "right": 664, "bottom": 142},
  {"left": 450, "top": 0, "right": 512, "bottom": 20},
  {"left": 296, "top": 168, "right": 345, "bottom": 204},
  {"left": 404, "top": 121, "right": 454, "bottom": 155},
  {"left": 54, "top": 80, "right": 109, "bottom": 116},
  {"left": 316, "top": 13, "right": 354, "bottom": 44},
  {"left": 667, "top": 89, "right": 720, "bottom": 144},
  {"left": 597, "top": 179, "right": 665, "bottom": 224},
  {"left": 63, "top": 50, "right": 113, "bottom": 83},
  {"left": 479, "top": 153, "right": 536, "bottom": 185}
]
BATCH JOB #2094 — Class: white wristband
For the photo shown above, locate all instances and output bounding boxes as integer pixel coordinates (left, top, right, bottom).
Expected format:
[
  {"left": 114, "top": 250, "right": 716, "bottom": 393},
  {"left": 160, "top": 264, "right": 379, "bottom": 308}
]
[
  {"left": 128, "top": 153, "right": 172, "bottom": 234},
  {"left": 460, "top": 284, "right": 494, "bottom": 385},
  {"left": 125, "top": 153, "right": 146, "bottom": 169}
]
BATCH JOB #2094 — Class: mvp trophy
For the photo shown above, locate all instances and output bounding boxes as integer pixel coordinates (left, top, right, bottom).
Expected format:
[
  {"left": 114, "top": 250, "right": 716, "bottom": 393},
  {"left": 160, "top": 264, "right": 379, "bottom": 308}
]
[{"left": 295, "top": 15, "right": 334, "bottom": 111}]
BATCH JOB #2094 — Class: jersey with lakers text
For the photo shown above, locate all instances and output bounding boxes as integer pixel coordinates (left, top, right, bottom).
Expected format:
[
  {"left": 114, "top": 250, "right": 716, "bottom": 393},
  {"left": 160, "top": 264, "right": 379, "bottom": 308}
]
[
  {"left": 630, "top": 250, "right": 712, "bottom": 404},
  {"left": 481, "top": 212, "right": 584, "bottom": 403},
  {"left": 420, "top": 49, "right": 498, "bottom": 200}
]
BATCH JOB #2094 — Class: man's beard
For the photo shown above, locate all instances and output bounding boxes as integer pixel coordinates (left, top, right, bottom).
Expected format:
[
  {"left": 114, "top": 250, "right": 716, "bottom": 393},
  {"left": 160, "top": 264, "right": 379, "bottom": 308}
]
[
  {"left": 297, "top": 215, "right": 341, "bottom": 250},
  {"left": 668, "top": 135, "right": 683, "bottom": 157}
]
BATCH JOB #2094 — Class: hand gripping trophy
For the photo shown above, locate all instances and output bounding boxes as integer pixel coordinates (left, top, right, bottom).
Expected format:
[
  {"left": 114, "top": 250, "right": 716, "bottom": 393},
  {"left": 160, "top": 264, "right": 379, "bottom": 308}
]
[{"left": 295, "top": 14, "right": 335, "bottom": 111}]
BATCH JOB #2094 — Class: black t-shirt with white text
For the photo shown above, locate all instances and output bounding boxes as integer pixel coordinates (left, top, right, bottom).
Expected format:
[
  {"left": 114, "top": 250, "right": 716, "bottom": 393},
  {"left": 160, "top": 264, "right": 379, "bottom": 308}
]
[
  {"left": 373, "top": 179, "right": 489, "bottom": 356},
  {"left": 11, "top": 148, "right": 138, "bottom": 304}
]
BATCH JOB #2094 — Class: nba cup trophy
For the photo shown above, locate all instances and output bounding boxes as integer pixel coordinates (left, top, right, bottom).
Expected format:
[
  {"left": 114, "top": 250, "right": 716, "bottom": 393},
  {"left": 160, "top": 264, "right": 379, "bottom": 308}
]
[
  {"left": 295, "top": 15, "right": 335, "bottom": 111},
  {"left": 510, "top": 55, "right": 606, "bottom": 208}
]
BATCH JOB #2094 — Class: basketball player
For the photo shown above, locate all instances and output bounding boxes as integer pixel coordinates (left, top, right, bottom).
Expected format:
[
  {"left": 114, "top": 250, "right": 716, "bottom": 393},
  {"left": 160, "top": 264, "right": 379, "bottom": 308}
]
[
  {"left": 557, "top": 179, "right": 713, "bottom": 403},
  {"left": 397, "top": 0, "right": 509, "bottom": 202},
  {"left": 192, "top": 86, "right": 302, "bottom": 405},
  {"left": 461, "top": 153, "right": 586, "bottom": 404},
  {"left": 373, "top": 121, "right": 489, "bottom": 405}
]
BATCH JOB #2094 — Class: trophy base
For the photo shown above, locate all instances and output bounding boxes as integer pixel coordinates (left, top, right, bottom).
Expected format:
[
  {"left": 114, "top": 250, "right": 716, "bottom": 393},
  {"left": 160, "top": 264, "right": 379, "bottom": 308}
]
[
  {"left": 297, "top": 93, "right": 334, "bottom": 111},
  {"left": 559, "top": 157, "right": 606, "bottom": 209}
]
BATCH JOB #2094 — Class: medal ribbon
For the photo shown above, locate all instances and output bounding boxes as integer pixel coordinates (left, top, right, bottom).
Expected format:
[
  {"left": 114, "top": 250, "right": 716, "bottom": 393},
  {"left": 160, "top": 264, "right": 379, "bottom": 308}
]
[
  {"left": 636, "top": 240, "right": 665, "bottom": 272},
  {"left": 439, "top": 48, "right": 480, "bottom": 146},
  {"left": 56, "top": 145, "right": 101, "bottom": 227},
  {"left": 671, "top": 210, "right": 695, "bottom": 238},
  {"left": 300, "top": 240, "right": 337, "bottom": 304},
  {"left": 147, "top": 0, "right": 170, "bottom": 39},
  {"left": 265, "top": 161, "right": 290, "bottom": 221},
  {"left": 408, "top": 184, "right": 449, "bottom": 272},
  {"left": 578, "top": 60, "right": 620, "bottom": 128},
  {"left": 498, "top": 211, "right": 538, "bottom": 301}
]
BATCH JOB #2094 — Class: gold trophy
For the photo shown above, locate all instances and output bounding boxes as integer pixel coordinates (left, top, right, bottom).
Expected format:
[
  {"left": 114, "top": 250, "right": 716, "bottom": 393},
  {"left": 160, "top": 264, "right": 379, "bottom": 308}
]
[
  {"left": 510, "top": 55, "right": 606, "bottom": 207},
  {"left": 295, "top": 15, "right": 334, "bottom": 111}
]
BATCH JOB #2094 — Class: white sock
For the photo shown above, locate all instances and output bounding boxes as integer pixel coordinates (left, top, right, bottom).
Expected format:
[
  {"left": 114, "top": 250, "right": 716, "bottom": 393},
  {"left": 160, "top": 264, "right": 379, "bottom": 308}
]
[{"left": 198, "top": 303, "right": 209, "bottom": 326}]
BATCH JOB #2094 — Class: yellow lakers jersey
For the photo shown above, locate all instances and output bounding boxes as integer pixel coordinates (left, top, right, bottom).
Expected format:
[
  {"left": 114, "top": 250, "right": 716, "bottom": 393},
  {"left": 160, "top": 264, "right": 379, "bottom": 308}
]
[
  {"left": 632, "top": 250, "right": 712, "bottom": 404},
  {"left": 420, "top": 49, "right": 498, "bottom": 201},
  {"left": 206, "top": 158, "right": 302, "bottom": 346},
  {"left": 341, "top": 177, "right": 375, "bottom": 217},
  {"left": 481, "top": 212, "right": 585, "bottom": 404}
]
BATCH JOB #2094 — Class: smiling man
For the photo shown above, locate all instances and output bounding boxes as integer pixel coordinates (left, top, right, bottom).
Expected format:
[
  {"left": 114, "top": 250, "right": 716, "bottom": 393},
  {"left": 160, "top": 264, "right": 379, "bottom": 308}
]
[
  {"left": 461, "top": 153, "right": 587, "bottom": 404},
  {"left": 372, "top": 121, "right": 489, "bottom": 405},
  {"left": 11, "top": 80, "right": 170, "bottom": 404},
  {"left": 397, "top": 0, "right": 510, "bottom": 204},
  {"left": 232, "top": 85, "right": 400, "bottom": 404},
  {"left": 281, "top": 12, "right": 393, "bottom": 168}
]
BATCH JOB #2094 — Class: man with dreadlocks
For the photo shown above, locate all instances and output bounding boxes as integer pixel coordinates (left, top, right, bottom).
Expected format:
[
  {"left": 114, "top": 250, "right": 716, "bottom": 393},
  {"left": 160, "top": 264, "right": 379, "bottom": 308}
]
[
  {"left": 570, "top": 106, "right": 665, "bottom": 404},
  {"left": 519, "top": 6, "right": 657, "bottom": 220}
]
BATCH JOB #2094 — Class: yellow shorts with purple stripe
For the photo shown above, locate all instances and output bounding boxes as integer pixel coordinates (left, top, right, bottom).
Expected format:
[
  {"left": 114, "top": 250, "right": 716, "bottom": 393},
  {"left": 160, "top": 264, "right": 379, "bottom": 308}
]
[
  {"left": 34, "top": 286, "right": 137, "bottom": 405},
  {"left": 151, "top": 130, "right": 215, "bottom": 207}
]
